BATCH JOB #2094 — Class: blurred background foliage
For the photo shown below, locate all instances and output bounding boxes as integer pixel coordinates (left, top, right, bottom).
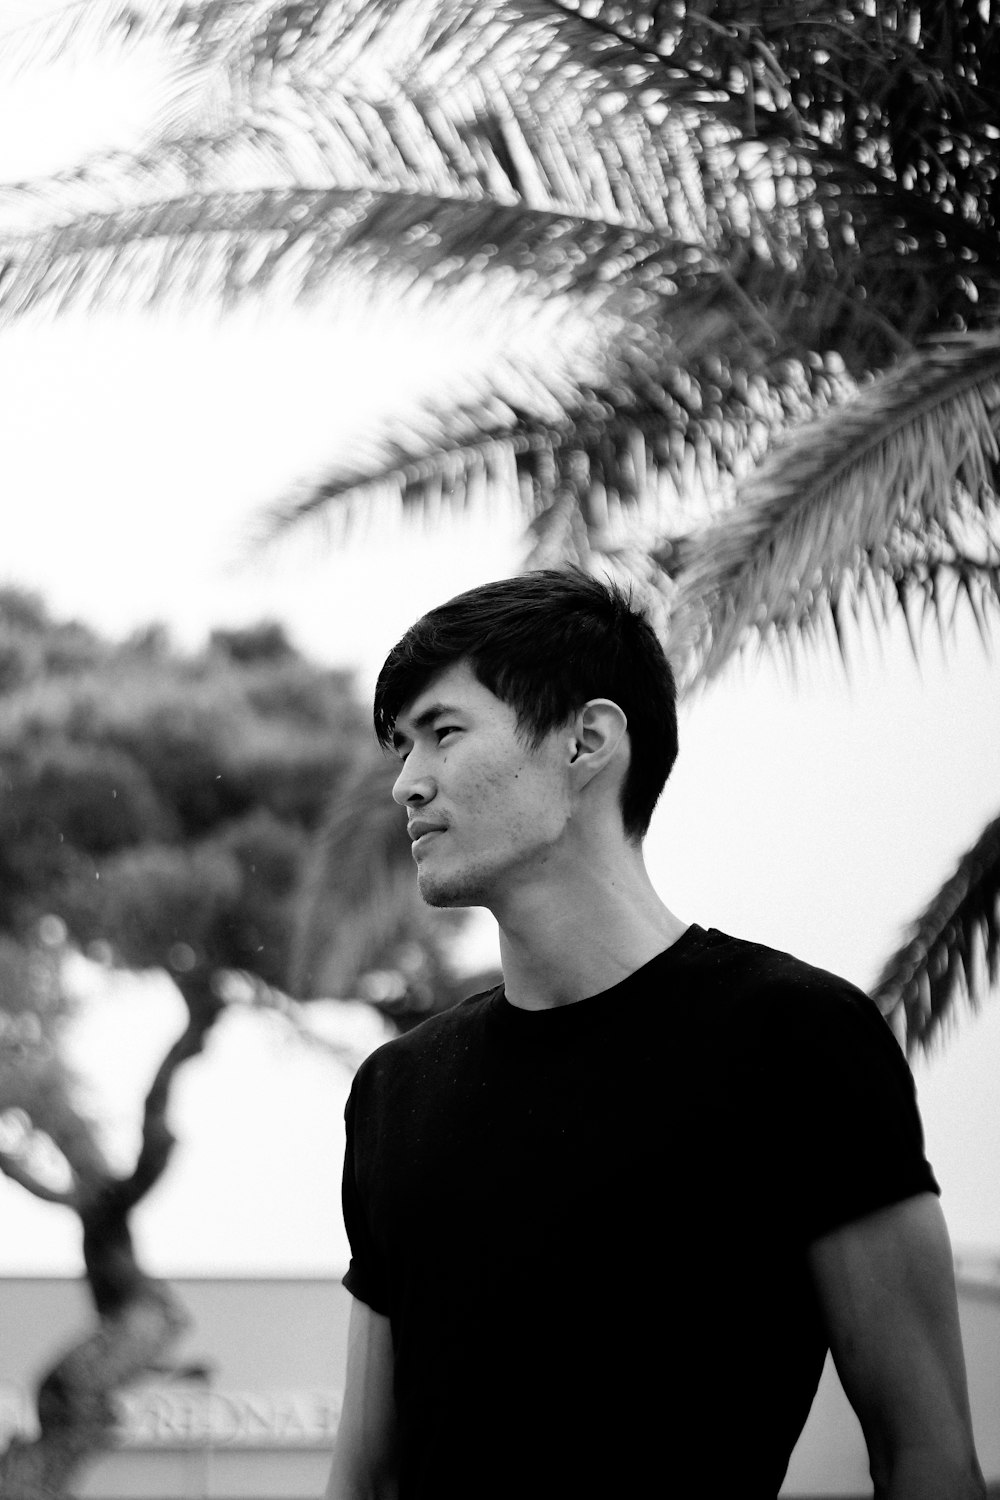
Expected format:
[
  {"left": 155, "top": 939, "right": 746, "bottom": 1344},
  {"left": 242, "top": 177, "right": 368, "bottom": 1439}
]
[{"left": 0, "top": 584, "right": 475, "bottom": 1019}]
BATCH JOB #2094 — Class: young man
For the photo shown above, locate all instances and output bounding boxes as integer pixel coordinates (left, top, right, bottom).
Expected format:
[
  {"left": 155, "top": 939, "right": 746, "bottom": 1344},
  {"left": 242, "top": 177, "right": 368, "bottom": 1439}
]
[{"left": 326, "top": 570, "right": 984, "bottom": 1500}]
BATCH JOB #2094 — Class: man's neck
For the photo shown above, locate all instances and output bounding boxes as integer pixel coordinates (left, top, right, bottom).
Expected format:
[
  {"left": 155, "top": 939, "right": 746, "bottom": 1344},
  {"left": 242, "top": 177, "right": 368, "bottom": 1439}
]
[{"left": 494, "top": 847, "right": 686, "bottom": 1011}]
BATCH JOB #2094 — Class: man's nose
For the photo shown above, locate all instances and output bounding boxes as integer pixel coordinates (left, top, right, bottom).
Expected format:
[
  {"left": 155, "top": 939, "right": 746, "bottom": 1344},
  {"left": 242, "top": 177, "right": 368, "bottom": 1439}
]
[{"left": 392, "top": 755, "right": 435, "bottom": 807}]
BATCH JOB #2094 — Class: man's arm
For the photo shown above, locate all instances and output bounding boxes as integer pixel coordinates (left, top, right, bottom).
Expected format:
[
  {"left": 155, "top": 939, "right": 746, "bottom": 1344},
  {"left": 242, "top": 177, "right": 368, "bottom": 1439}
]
[
  {"left": 808, "top": 1192, "right": 985, "bottom": 1500},
  {"left": 326, "top": 1296, "right": 398, "bottom": 1500}
]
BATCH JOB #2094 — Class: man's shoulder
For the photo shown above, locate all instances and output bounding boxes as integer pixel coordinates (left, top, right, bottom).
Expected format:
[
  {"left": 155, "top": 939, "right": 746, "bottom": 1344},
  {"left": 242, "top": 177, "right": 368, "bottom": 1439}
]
[
  {"left": 692, "top": 924, "right": 855, "bottom": 989},
  {"left": 689, "top": 927, "right": 911, "bottom": 1095},
  {"left": 352, "top": 984, "right": 501, "bottom": 1087},
  {"left": 691, "top": 926, "right": 882, "bottom": 1031}
]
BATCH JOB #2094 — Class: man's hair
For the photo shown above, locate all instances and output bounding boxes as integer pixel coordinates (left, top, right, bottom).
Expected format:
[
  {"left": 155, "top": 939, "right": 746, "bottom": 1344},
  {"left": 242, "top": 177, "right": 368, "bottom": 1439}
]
[{"left": 373, "top": 569, "right": 678, "bottom": 840}]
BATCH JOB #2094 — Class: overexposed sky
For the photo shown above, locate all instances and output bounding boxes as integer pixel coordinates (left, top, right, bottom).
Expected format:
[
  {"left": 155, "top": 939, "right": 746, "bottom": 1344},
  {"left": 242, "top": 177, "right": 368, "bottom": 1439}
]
[{"left": 1, "top": 0, "right": 999, "bottom": 1276}]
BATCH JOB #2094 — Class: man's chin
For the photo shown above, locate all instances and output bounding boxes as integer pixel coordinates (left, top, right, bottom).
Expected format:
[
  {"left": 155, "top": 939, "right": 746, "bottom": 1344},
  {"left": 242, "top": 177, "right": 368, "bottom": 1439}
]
[{"left": 417, "top": 870, "right": 482, "bottom": 910}]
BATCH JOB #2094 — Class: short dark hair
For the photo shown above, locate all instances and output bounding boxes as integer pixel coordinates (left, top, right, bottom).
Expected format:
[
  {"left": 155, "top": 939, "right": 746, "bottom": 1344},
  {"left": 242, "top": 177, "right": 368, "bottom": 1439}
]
[{"left": 373, "top": 569, "right": 678, "bottom": 840}]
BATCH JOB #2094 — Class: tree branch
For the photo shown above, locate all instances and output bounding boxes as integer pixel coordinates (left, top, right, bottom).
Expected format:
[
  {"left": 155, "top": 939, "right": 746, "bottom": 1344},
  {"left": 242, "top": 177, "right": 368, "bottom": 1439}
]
[
  {"left": 0, "top": 1147, "right": 77, "bottom": 1207},
  {"left": 117, "top": 969, "right": 225, "bottom": 1213}
]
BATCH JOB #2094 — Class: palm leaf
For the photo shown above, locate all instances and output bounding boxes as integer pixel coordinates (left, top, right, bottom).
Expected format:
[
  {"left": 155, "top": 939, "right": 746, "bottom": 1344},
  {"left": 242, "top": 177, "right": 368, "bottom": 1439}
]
[
  {"left": 662, "top": 334, "right": 1000, "bottom": 687},
  {"left": 244, "top": 242, "right": 868, "bottom": 560},
  {"left": 7, "top": 1, "right": 999, "bottom": 591},
  {"left": 254, "top": 342, "right": 829, "bottom": 559},
  {"left": 4, "top": 0, "right": 820, "bottom": 287},
  {"left": 2, "top": 0, "right": 721, "bottom": 236},
  {"left": 2, "top": 14, "right": 718, "bottom": 241},
  {"left": 12, "top": 1, "right": 997, "bottom": 325},
  {"left": 338, "top": 0, "right": 795, "bottom": 132},
  {"left": 0, "top": 185, "right": 703, "bottom": 320},
  {"left": 0, "top": 0, "right": 259, "bottom": 74},
  {"left": 6, "top": 185, "right": 796, "bottom": 530},
  {"left": 560, "top": 1, "right": 1000, "bottom": 341},
  {"left": 872, "top": 812, "right": 1000, "bottom": 1054},
  {"left": 3, "top": 182, "right": 843, "bottom": 551},
  {"left": 251, "top": 0, "right": 673, "bottom": 99},
  {"left": 7, "top": 3, "right": 988, "bottom": 378},
  {"left": 253, "top": 0, "right": 822, "bottom": 261},
  {"left": 287, "top": 56, "right": 710, "bottom": 235},
  {"left": 0, "top": 0, "right": 267, "bottom": 144},
  {"left": 0, "top": 75, "right": 698, "bottom": 235},
  {"left": 255, "top": 414, "right": 657, "bottom": 569}
]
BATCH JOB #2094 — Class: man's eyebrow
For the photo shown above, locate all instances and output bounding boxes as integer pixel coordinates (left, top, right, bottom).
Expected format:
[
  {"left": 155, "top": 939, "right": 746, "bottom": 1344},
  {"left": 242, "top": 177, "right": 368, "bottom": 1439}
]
[{"left": 391, "top": 702, "right": 463, "bottom": 749}]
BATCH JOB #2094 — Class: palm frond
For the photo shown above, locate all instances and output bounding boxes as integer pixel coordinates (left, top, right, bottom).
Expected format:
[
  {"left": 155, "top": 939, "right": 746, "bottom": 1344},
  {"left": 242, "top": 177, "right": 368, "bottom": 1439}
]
[
  {"left": 219, "top": 1, "right": 951, "bottom": 362},
  {"left": 4, "top": 183, "right": 812, "bottom": 536},
  {"left": 0, "top": 126, "right": 268, "bottom": 235},
  {"left": 548, "top": 1, "right": 1000, "bottom": 341},
  {"left": 0, "top": 184, "right": 701, "bottom": 321},
  {"left": 662, "top": 334, "right": 1000, "bottom": 687},
  {"left": 256, "top": 408, "right": 662, "bottom": 559},
  {"left": 249, "top": 0, "right": 666, "bottom": 97},
  {"left": 0, "top": 182, "right": 875, "bottom": 565},
  {"left": 248, "top": 279, "right": 861, "bottom": 562},
  {"left": 6, "top": 1, "right": 999, "bottom": 624},
  {"left": 259, "top": 425, "right": 548, "bottom": 541},
  {"left": 0, "top": 0, "right": 267, "bottom": 145},
  {"left": 0, "top": 153, "right": 942, "bottom": 405},
  {"left": 872, "top": 811, "right": 1000, "bottom": 1054},
  {"left": 15, "top": 0, "right": 714, "bottom": 237},
  {"left": 0, "top": 0, "right": 251, "bottom": 74},
  {"left": 0, "top": 79, "right": 683, "bottom": 233},
  {"left": 8, "top": 3, "right": 990, "bottom": 376},
  {"left": 2, "top": 36, "right": 715, "bottom": 242},
  {"left": 570, "top": 0, "right": 1000, "bottom": 165},
  {"left": 358, "top": 0, "right": 810, "bottom": 255},
  {"left": 11, "top": 0, "right": 997, "bottom": 339}
]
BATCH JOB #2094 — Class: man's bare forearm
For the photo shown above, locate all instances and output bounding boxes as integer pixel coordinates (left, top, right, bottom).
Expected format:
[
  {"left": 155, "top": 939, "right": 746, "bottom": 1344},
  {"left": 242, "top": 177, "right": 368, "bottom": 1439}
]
[
  {"left": 325, "top": 1448, "right": 398, "bottom": 1500},
  {"left": 875, "top": 1446, "right": 986, "bottom": 1500},
  {"left": 327, "top": 1299, "right": 398, "bottom": 1500}
]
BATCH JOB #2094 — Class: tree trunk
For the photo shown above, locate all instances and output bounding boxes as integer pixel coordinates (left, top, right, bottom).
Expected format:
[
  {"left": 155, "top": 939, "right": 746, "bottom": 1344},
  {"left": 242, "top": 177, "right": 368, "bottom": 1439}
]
[
  {"left": 0, "top": 1236, "right": 188, "bottom": 1498},
  {"left": 0, "top": 972, "right": 222, "bottom": 1496},
  {"left": 0, "top": 1285, "right": 187, "bottom": 1497}
]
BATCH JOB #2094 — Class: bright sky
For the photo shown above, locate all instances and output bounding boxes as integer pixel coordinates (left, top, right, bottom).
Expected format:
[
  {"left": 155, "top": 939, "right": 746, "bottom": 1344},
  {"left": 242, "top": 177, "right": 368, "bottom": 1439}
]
[{"left": 1, "top": 0, "right": 999, "bottom": 1277}]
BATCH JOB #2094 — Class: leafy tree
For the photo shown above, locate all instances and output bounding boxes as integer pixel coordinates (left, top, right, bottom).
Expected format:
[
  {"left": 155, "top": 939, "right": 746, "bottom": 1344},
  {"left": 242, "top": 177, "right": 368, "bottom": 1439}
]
[
  {"left": 0, "top": 588, "right": 463, "bottom": 1494},
  {"left": 2, "top": 4, "right": 998, "bottom": 1032},
  {"left": 0, "top": 926, "right": 201, "bottom": 1499}
]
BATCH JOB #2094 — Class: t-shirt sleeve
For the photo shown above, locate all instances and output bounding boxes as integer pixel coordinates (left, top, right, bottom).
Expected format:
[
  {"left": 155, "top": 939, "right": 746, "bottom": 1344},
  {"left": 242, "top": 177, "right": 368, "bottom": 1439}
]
[
  {"left": 751, "top": 977, "right": 940, "bottom": 1246},
  {"left": 341, "top": 1072, "right": 392, "bottom": 1315}
]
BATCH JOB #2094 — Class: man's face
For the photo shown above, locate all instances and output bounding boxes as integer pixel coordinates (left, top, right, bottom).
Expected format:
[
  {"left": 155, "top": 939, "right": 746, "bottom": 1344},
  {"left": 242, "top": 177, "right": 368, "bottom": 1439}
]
[{"left": 390, "top": 660, "right": 573, "bottom": 909}]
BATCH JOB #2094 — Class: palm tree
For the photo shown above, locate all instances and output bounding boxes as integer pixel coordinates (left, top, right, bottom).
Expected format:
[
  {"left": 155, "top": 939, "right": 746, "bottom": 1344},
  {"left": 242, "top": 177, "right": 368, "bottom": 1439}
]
[{"left": 2, "top": 0, "right": 998, "bottom": 1055}]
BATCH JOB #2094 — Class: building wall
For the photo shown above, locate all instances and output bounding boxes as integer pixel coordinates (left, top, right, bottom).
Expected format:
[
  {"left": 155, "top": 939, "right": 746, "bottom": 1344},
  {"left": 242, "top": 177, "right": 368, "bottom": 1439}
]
[
  {"left": 2, "top": 1277, "right": 352, "bottom": 1500},
  {"left": 1, "top": 1269, "right": 997, "bottom": 1498}
]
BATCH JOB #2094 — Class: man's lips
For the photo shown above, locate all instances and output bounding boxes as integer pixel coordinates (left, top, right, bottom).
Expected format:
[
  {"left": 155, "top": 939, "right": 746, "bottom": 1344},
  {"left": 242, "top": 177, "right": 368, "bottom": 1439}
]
[
  {"left": 407, "top": 821, "right": 448, "bottom": 851},
  {"left": 411, "top": 830, "right": 444, "bottom": 856}
]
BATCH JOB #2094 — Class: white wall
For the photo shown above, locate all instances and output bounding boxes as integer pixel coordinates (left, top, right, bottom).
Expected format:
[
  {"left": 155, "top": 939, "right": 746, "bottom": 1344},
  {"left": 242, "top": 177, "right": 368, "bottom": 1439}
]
[{"left": 2, "top": 1272, "right": 996, "bottom": 1498}]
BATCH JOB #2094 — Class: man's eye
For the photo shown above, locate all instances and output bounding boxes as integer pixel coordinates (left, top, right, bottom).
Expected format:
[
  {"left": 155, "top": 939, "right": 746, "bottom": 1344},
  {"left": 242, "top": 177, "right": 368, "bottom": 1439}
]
[{"left": 436, "top": 726, "right": 460, "bottom": 742}]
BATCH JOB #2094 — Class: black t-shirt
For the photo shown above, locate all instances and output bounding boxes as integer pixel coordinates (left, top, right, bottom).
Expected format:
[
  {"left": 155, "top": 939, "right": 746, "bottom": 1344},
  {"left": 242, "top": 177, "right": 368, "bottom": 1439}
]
[{"left": 341, "top": 924, "right": 939, "bottom": 1498}]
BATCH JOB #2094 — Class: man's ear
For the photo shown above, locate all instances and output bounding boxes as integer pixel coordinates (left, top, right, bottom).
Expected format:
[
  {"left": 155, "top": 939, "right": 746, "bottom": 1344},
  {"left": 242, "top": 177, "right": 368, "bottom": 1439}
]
[{"left": 567, "top": 699, "right": 629, "bottom": 790}]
